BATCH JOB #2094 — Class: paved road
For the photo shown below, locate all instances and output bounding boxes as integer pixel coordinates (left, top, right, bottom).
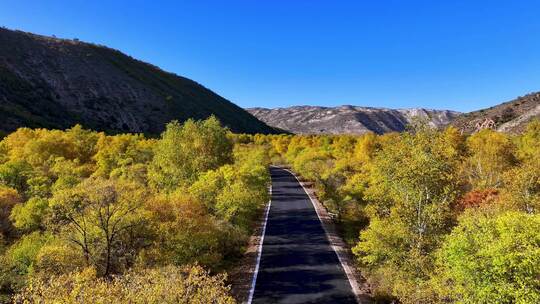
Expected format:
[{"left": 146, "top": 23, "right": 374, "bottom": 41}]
[{"left": 252, "top": 167, "right": 357, "bottom": 304}]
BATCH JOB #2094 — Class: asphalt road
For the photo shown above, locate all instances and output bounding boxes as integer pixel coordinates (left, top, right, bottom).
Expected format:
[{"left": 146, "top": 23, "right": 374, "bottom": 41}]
[{"left": 252, "top": 167, "right": 357, "bottom": 304}]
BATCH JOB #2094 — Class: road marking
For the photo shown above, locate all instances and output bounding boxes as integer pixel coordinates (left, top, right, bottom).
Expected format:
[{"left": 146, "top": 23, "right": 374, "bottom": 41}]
[
  {"left": 282, "top": 168, "right": 362, "bottom": 304},
  {"left": 247, "top": 182, "right": 272, "bottom": 304}
]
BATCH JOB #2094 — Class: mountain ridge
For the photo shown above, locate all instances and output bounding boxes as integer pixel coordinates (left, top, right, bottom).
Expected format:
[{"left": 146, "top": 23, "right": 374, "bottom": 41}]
[
  {"left": 247, "top": 105, "right": 460, "bottom": 134},
  {"left": 450, "top": 92, "right": 540, "bottom": 133},
  {"left": 0, "top": 27, "right": 275, "bottom": 135}
]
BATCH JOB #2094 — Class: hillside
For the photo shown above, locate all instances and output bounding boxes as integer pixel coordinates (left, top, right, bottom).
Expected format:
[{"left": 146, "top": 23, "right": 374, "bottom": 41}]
[
  {"left": 451, "top": 92, "right": 540, "bottom": 133},
  {"left": 247, "top": 105, "right": 460, "bottom": 134},
  {"left": 0, "top": 27, "right": 275, "bottom": 134}
]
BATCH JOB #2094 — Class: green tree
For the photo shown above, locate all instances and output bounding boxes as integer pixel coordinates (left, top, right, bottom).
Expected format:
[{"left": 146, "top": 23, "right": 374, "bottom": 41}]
[
  {"left": 10, "top": 197, "right": 48, "bottom": 232},
  {"left": 0, "top": 160, "right": 32, "bottom": 194},
  {"left": 5, "top": 232, "right": 52, "bottom": 275},
  {"left": 149, "top": 117, "right": 233, "bottom": 192}
]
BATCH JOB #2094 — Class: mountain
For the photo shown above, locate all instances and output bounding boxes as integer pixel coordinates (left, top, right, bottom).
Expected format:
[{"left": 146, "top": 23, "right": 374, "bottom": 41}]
[
  {"left": 451, "top": 92, "right": 540, "bottom": 133},
  {"left": 247, "top": 105, "right": 460, "bottom": 134},
  {"left": 0, "top": 27, "right": 275, "bottom": 135}
]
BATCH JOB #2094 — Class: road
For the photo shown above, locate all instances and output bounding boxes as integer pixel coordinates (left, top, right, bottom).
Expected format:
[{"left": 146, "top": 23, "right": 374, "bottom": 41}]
[{"left": 251, "top": 167, "right": 357, "bottom": 304}]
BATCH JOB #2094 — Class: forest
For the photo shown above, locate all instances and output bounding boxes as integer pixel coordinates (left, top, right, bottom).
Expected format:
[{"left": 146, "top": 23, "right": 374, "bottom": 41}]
[
  {"left": 0, "top": 117, "right": 269, "bottom": 303},
  {"left": 0, "top": 117, "right": 539, "bottom": 303},
  {"left": 258, "top": 120, "right": 540, "bottom": 303}
]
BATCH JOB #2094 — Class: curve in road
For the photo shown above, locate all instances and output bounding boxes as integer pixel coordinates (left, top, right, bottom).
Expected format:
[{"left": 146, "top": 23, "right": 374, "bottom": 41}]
[{"left": 251, "top": 167, "right": 358, "bottom": 304}]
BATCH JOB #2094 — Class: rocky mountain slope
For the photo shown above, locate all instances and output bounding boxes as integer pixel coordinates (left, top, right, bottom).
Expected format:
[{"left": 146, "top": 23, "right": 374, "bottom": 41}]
[
  {"left": 247, "top": 105, "right": 460, "bottom": 134},
  {"left": 0, "top": 27, "right": 275, "bottom": 134},
  {"left": 451, "top": 92, "right": 540, "bottom": 133}
]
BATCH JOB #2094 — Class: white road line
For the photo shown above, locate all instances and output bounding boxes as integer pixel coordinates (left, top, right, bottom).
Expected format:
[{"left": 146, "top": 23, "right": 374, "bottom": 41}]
[
  {"left": 247, "top": 182, "right": 272, "bottom": 304},
  {"left": 282, "top": 168, "right": 362, "bottom": 304}
]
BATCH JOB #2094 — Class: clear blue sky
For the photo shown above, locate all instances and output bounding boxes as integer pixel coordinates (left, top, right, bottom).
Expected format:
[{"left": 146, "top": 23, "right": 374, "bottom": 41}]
[{"left": 1, "top": 1, "right": 539, "bottom": 112}]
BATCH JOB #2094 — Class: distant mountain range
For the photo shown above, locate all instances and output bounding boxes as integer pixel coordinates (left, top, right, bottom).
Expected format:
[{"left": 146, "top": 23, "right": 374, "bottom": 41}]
[
  {"left": 0, "top": 27, "right": 275, "bottom": 135},
  {"left": 247, "top": 106, "right": 460, "bottom": 134},
  {"left": 249, "top": 92, "right": 540, "bottom": 135}
]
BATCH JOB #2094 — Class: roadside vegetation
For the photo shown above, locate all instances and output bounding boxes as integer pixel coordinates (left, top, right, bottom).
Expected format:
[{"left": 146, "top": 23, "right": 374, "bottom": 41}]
[
  {"left": 0, "top": 116, "right": 269, "bottom": 303},
  {"left": 1, "top": 116, "right": 539, "bottom": 303},
  {"left": 251, "top": 120, "right": 540, "bottom": 304}
]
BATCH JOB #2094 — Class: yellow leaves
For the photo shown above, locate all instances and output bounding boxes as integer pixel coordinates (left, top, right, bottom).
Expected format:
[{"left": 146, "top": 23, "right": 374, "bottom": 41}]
[
  {"left": 0, "top": 185, "right": 22, "bottom": 237},
  {"left": 353, "top": 132, "right": 380, "bottom": 164},
  {"left": 49, "top": 178, "right": 151, "bottom": 276},
  {"left": 500, "top": 157, "right": 540, "bottom": 214},
  {"left": 141, "top": 193, "right": 227, "bottom": 268},
  {"left": 434, "top": 211, "right": 540, "bottom": 303},
  {"left": 0, "top": 185, "right": 22, "bottom": 208},
  {"left": 149, "top": 118, "right": 233, "bottom": 192},
  {"left": 516, "top": 119, "right": 540, "bottom": 161},
  {"left": 1, "top": 126, "right": 100, "bottom": 169},
  {"left": 0, "top": 120, "right": 270, "bottom": 301},
  {"left": 464, "top": 128, "right": 516, "bottom": 189},
  {"left": 33, "top": 242, "right": 86, "bottom": 276},
  {"left": 270, "top": 134, "right": 291, "bottom": 155},
  {"left": 436, "top": 126, "right": 466, "bottom": 159},
  {"left": 15, "top": 265, "right": 236, "bottom": 304},
  {"left": 93, "top": 133, "right": 153, "bottom": 178}
]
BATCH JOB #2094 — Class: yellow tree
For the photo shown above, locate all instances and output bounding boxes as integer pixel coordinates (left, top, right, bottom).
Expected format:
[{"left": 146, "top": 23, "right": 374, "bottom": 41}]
[
  {"left": 354, "top": 127, "right": 461, "bottom": 303},
  {"left": 0, "top": 186, "right": 22, "bottom": 238},
  {"left": 148, "top": 117, "right": 233, "bottom": 192},
  {"left": 49, "top": 178, "right": 150, "bottom": 276},
  {"left": 464, "top": 129, "right": 515, "bottom": 189}
]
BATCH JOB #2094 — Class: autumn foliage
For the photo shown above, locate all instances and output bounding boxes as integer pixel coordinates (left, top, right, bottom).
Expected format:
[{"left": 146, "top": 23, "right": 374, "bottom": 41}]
[
  {"left": 1, "top": 118, "right": 539, "bottom": 303},
  {"left": 0, "top": 117, "right": 269, "bottom": 302},
  {"left": 256, "top": 120, "right": 540, "bottom": 303}
]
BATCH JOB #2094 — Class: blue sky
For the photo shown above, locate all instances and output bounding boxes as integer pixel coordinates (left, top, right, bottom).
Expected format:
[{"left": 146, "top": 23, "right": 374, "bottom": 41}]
[{"left": 1, "top": 0, "right": 539, "bottom": 112}]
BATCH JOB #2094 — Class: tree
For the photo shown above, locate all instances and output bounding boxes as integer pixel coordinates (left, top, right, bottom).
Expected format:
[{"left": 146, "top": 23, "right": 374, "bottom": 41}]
[
  {"left": 434, "top": 211, "right": 540, "bottom": 303},
  {"left": 464, "top": 129, "right": 515, "bottom": 189},
  {"left": 32, "top": 241, "right": 86, "bottom": 276},
  {"left": 500, "top": 158, "right": 540, "bottom": 214},
  {"left": 14, "top": 265, "right": 236, "bottom": 304},
  {"left": 49, "top": 178, "right": 151, "bottom": 276},
  {"left": 0, "top": 186, "right": 22, "bottom": 238},
  {"left": 143, "top": 191, "right": 247, "bottom": 269},
  {"left": 0, "top": 127, "right": 92, "bottom": 170},
  {"left": 353, "top": 132, "right": 380, "bottom": 165},
  {"left": 10, "top": 197, "right": 48, "bottom": 232},
  {"left": 5, "top": 232, "right": 52, "bottom": 275},
  {"left": 93, "top": 133, "right": 153, "bottom": 178},
  {"left": 149, "top": 117, "right": 233, "bottom": 192},
  {"left": 216, "top": 181, "right": 262, "bottom": 231},
  {"left": 331, "top": 135, "right": 357, "bottom": 159},
  {"left": 0, "top": 160, "right": 32, "bottom": 194},
  {"left": 516, "top": 119, "right": 540, "bottom": 161},
  {"left": 354, "top": 128, "right": 461, "bottom": 303}
]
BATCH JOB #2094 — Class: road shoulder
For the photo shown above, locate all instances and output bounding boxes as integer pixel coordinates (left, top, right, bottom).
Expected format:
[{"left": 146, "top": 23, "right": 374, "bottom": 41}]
[{"left": 228, "top": 186, "right": 271, "bottom": 303}]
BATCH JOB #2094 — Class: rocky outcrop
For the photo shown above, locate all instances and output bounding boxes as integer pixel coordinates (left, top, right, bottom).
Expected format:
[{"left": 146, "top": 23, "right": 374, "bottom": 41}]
[{"left": 451, "top": 92, "right": 540, "bottom": 133}]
